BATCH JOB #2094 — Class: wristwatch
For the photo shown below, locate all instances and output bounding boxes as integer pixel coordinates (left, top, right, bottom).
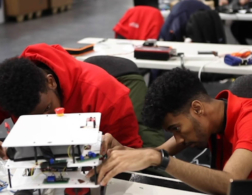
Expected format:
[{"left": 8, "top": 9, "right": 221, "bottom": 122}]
[{"left": 157, "top": 149, "right": 170, "bottom": 170}]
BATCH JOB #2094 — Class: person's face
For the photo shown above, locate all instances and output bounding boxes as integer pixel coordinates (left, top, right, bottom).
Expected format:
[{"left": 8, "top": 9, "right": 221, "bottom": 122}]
[
  {"left": 163, "top": 100, "right": 211, "bottom": 148},
  {"left": 30, "top": 74, "right": 61, "bottom": 115}
]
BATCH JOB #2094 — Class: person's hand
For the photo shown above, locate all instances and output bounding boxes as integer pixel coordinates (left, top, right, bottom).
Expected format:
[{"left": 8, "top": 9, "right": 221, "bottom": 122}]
[
  {"left": 87, "top": 148, "right": 162, "bottom": 186},
  {"left": 0, "top": 141, "right": 8, "bottom": 160},
  {"left": 240, "top": 0, "right": 250, "bottom": 6},
  {"left": 86, "top": 133, "right": 127, "bottom": 179},
  {"left": 219, "top": 0, "right": 229, "bottom": 6},
  {"left": 100, "top": 133, "right": 124, "bottom": 156}
]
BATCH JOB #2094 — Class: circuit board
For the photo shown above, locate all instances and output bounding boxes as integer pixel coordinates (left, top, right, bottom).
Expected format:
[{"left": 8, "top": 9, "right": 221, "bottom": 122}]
[
  {"left": 43, "top": 178, "right": 70, "bottom": 184},
  {"left": 76, "top": 155, "right": 102, "bottom": 162}
]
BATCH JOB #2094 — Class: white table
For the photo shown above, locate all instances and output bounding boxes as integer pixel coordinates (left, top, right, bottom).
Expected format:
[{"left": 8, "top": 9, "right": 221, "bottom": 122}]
[
  {"left": 0, "top": 171, "right": 205, "bottom": 195},
  {"left": 160, "top": 9, "right": 170, "bottom": 19},
  {"left": 106, "top": 178, "right": 204, "bottom": 195},
  {"left": 219, "top": 13, "right": 252, "bottom": 21},
  {"left": 161, "top": 9, "right": 252, "bottom": 21},
  {"left": 77, "top": 37, "right": 252, "bottom": 75}
]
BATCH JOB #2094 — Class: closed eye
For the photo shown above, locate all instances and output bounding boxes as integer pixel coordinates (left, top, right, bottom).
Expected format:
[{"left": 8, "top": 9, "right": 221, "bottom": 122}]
[
  {"left": 167, "top": 125, "right": 180, "bottom": 132},
  {"left": 44, "top": 103, "right": 52, "bottom": 113}
]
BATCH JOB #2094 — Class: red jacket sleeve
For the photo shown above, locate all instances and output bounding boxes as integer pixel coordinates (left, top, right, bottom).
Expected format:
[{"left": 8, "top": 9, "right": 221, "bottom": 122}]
[
  {"left": 235, "top": 112, "right": 252, "bottom": 152},
  {"left": 99, "top": 94, "right": 143, "bottom": 148},
  {"left": 0, "top": 108, "right": 10, "bottom": 124}
]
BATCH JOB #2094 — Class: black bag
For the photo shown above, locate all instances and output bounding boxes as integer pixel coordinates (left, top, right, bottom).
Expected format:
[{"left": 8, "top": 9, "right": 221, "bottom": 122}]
[
  {"left": 186, "top": 10, "right": 234, "bottom": 82},
  {"left": 186, "top": 10, "right": 226, "bottom": 44}
]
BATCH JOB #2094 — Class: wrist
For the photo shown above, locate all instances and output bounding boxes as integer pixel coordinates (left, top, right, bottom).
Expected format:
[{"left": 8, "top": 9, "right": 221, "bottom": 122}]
[
  {"left": 124, "top": 146, "right": 134, "bottom": 150},
  {"left": 147, "top": 148, "right": 162, "bottom": 166}
]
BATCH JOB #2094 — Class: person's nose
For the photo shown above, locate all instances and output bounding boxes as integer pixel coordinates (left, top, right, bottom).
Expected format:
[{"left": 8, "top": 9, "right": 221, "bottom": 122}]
[{"left": 173, "top": 132, "right": 185, "bottom": 144}]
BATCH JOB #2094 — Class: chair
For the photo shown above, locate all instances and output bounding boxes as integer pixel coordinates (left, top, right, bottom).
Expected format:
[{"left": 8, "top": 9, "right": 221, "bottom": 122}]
[
  {"left": 229, "top": 75, "right": 252, "bottom": 98},
  {"left": 133, "top": 0, "right": 159, "bottom": 8},
  {"left": 113, "top": 6, "right": 164, "bottom": 40},
  {"left": 186, "top": 10, "right": 226, "bottom": 44},
  {"left": 84, "top": 56, "right": 166, "bottom": 149}
]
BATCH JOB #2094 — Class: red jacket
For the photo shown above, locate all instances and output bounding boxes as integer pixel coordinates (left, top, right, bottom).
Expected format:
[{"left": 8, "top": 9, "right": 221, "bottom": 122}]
[
  {"left": 211, "top": 90, "right": 252, "bottom": 178},
  {"left": 113, "top": 6, "right": 164, "bottom": 40},
  {"left": 0, "top": 43, "right": 143, "bottom": 148}
]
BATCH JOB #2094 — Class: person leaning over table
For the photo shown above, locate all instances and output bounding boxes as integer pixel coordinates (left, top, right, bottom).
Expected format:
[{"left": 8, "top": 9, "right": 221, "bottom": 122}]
[
  {"left": 88, "top": 68, "right": 252, "bottom": 195},
  {"left": 0, "top": 43, "right": 143, "bottom": 160}
]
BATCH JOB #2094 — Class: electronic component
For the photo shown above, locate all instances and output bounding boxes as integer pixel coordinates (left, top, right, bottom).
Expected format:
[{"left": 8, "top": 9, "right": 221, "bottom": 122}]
[
  {"left": 0, "top": 179, "right": 8, "bottom": 192},
  {"left": 55, "top": 107, "right": 65, "bottom": 117},
  {"left": 76, "top": 152, "right": 100, "bottom": 162},
  {"left": 134, "top": 46, "right": 177, "bottom": 61},
  {"left": 44, "top": 173, "right": 69, "bottom": 184},
  {"left": 40, "top": 160, "right": 78, "bottom": 172},
  {"left": 47, "top": 176, "right": 56, "bottom": 183},
  {"left": 84, "top": 145, "right": 91, "bottom": 150},
  {"left": 43, "top": 177, "right": 69, "bottom": 184},
  {"left": 143, "top": 39, "right": 157, "bottom": 47},
  {"left": 85, "top": 117, "right": 96, "bottom": 128},
  {"left": 64, "top": 188, "right": 90, "bottom": 195}
]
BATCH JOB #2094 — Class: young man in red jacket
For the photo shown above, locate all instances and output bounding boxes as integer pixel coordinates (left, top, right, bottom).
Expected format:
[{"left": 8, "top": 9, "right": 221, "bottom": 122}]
[
  {"left": 0, "top": 43, "right": 143, "bottom": 159},
  {"left": 88, "top": 68, "right": 252, "bottom": 195}
]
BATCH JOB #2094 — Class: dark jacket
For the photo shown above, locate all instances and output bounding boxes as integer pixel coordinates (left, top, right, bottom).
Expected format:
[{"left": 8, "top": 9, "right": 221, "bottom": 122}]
[{"left": 160, "top": 0, "right": 210, "bottom": 41}]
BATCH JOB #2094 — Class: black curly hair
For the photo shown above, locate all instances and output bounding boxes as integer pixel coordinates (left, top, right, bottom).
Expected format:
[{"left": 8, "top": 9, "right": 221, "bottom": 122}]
[
  {"left": 0, "top": 57, "right": 48, "bottom": 117},
  {"left": 142, "top": 68, "right": 210, "bottom": 129}
]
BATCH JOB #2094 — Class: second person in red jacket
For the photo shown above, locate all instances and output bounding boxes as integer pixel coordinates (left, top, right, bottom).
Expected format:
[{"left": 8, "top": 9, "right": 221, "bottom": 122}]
[{"left": 0, "top": 43, "right": 143, "bottom": 159}]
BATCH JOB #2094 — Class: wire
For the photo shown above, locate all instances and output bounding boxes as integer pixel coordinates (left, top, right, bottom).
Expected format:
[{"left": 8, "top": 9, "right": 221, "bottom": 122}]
[
  {"left": 198, "top": 58, "right": 221, "bottom": 81},
  {"left": 0, "top": 179, "right": 8, "bottom": 192},
  {"left": 190, "top": 148, "right": 211, "bottom": 168},
  {"left": 67, "top": 145, "right": 72, "bottom": 158},
  {"left": 31, "top": 168, "right": 35, "bottom": 176}
]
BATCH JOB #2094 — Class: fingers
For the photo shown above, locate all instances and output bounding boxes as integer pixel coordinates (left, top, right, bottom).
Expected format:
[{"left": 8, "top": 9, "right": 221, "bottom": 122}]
[
  {"left": 97, "top": 158, "right": 116, "bottom": 183},
  {"left": 100, "top": 133, "right": 112, "bottom": 155},
  {"left": 86, "top": 164, "right": 102, "bottom": 178},
  {"left": 107, "top": 146, "right": 122, "bottom": 156},
  {"left": 100, "top": 167, "right": 120, "bottom": 186},
  {"left": 0, "top": 142, "right": 5, "bottom": 159}
]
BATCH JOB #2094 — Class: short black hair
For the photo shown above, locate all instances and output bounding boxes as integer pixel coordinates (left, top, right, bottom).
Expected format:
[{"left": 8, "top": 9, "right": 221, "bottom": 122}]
[
  {"left": 230, "top": 75, "right": 252, "bottom": 98},
  {"left": 142, "top": 68, "right": 209, "bottom": 129},
  {"left": 0, "top": 57, "right": 47, "bottom": 117}
]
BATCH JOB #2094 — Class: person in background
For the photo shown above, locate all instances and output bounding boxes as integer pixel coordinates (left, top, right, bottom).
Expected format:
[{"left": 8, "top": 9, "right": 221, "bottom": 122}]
[{"left": 220, "top": 0, "right": 252, "bottom": 44}]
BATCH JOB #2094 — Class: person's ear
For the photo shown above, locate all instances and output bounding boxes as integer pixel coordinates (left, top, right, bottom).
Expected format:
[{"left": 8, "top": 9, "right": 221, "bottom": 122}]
[
  {"left": 191, "top": 100, "right": 204, "bottom": 116},
  {"left": 46, "top": 74, "right": 57, "bottom": 90}
]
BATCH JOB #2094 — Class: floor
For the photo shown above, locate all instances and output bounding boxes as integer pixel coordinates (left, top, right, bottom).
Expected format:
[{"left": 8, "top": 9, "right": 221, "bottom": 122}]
[
  {"left": 0, "top": 0, "right": 239, "bottom": 62},
  {"left": 0, "top": 0, "right": 133, "bottom": 62}
]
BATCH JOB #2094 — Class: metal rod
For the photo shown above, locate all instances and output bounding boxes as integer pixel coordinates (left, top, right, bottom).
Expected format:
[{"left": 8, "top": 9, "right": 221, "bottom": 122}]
[
  {"left": 94, "top": 166, "right": 98, "bottom": 185},
  {"left": 75, "top": 188, "right": 78, "bottom": 195},
  {"left": 34, "top": 147, "right": 38, "bottom": 165},
  {"left": 100, "top": 186, "right": 107, "bottom": 195},
  {"left": 8, "top": 169, "right": 12, "bottom": 188},
  {"left": 72, "top": 145, "right": 75, "bottom": 163},
  {"left": 38, "top": 189, "right": 41, "bottom": 195},
  {"left": 77, "top": 145, "right": 81, "bottom": 156},
  {"left": 180, "top": 54, "right": 185, "bottom": 69}
]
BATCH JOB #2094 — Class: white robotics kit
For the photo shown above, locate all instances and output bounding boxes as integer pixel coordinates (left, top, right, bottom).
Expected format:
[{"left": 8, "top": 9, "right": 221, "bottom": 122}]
[{"left": 2, "top": 109, "right": 105, "bottom": 195}]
